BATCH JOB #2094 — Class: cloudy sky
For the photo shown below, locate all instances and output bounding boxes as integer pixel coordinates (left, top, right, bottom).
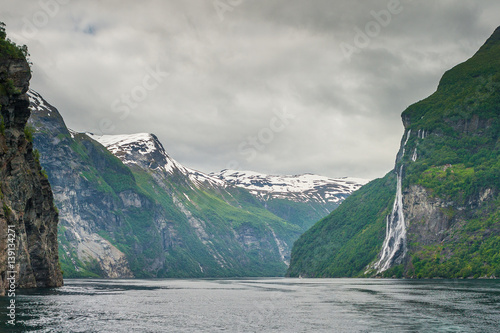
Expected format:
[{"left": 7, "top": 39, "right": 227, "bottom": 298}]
[{"left": 2, "top": 0, "right": 499, "bottom": 179}]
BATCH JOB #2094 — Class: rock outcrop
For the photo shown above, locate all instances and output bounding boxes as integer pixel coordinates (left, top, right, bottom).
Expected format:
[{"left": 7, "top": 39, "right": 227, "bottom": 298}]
[{"left": 0, "top": 29, "right": 63, "bottom": 295}]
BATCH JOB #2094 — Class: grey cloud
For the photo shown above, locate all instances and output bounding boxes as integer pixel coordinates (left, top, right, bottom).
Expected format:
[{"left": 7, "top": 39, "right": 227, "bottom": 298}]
[{"left": 1, "top": 0, "right": 499, "bottom": 180}]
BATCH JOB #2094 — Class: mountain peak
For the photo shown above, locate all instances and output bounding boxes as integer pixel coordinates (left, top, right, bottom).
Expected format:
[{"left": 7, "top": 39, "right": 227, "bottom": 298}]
[
  {"left": 484, "top": 25, "right": 500, "bottom": 45},
  {"left": 87, "top": 132, "right": 180, "bottom": 172},
  {"left": 403, "top": 26, "right": 500, "bottom": 130},
  {"left": 88, "top": 132, "right": 226, "bottom": 187},
  {"left": 28, "top": 89, "right": 51, "bottom": 112},
  {"left": 87, "top": 132, "right": 158, "bottom": 156}
]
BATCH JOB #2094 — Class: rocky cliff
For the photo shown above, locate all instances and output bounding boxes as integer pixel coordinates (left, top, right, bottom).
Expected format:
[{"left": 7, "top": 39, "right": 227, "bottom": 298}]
[
  {"left": 28, "top": 91, "right": 135, "bottom": 278},
  {"left": 0, "top": 26, "right": 62, "bottom": 295},
  {"left": 288, "top": 26, "right": 500, "bottom": 279}
]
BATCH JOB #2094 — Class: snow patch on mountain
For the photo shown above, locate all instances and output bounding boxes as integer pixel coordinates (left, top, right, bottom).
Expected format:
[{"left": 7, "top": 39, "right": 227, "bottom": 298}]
[
  {"left": 28, "top": 89, "right": 52, "bottom": 114},
  {"left": 68, "top": 128, "right": 78, "bottom": 139},
  {"left": 90, "top": 133, "right": 157, "bottom": 156},
  {"left": 212, "top": 170, "right": 369, "bottom": 203}
]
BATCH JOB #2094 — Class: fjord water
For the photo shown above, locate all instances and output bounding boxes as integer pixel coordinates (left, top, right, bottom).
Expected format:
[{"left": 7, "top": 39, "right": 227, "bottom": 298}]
[{"left": 2, "top": 279, "right": 499, "bottom": 332}]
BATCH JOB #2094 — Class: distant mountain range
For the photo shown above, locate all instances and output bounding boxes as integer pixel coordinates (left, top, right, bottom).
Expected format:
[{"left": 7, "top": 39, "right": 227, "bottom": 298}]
[
  {"left": 28, "top": 91, "right": 366, "bottom": 278},
  {"left": 213, "top": 170, "right": 367, "bottom": 230},
  {"left": 213, "top": 170, "right": 367, "bottom": 203}
]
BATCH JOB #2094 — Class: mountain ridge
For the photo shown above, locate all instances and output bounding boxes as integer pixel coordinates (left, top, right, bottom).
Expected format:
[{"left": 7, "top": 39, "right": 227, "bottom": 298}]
[
  {"left": 85, "top": 131, "right": 368, "bottom": 232},
  {"left": 87, "top": 132, "right": 227, "bottom": 188}
]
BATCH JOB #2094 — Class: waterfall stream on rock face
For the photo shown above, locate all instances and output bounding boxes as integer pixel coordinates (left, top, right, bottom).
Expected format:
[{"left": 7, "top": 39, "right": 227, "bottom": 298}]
[
  {"left": 401, "top": 130, "right": 411, "bottom": 157},
  {"left": 371, "top": 129, "right": 413, "bottom": 273},
  {"left": 373, "top": 166, "right": 407, "bottom": 274}
]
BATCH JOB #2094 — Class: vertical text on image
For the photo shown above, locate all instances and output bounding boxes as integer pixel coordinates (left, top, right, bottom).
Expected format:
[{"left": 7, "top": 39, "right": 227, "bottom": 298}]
[{"left": 6, "top": 225, "right": 17, "bottom": 326}]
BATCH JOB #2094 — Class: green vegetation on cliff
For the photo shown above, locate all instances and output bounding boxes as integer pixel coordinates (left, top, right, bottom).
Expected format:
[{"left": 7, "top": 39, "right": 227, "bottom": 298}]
[
  {"left": 288, "top": 26, "right": 500, "bottom": 279},
  {"left": 287, "top": 174, "right": 396, "bottom": 277},
  {"left": 398, "top": 27, "right": 500, "bottom": 278},
  {"left": 402, "top": 25, "right": 500, "bottom": 203},
  {"left": 0, "top": 22, "right": 27, "bottom": 60}
]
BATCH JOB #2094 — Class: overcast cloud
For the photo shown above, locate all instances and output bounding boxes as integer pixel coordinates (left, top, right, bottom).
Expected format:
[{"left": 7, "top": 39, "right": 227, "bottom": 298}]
[{"left": 1, "top": 0, "right": 499, "bottom": 179}]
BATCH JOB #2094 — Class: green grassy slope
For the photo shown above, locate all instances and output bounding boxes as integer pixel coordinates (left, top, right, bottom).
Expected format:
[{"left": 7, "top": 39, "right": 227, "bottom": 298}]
[
  {"left": 264, "top": 199, "right": 340, "bottom": 232},
  {"left": 132, "top": 167, "right": 301, "bottom": 277},
  {"left": 287, "top": 173, "right": 396, "bottom": 277}
]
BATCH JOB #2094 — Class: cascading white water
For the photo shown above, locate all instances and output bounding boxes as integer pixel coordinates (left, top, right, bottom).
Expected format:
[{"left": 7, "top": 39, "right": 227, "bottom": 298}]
[
  {"left": 401, "top": 130, "right": 411, "bottom": 157},
  {"left": 369, "top": 128, "right": 416, "bottom": 274},
  {"left": 411, "top": 148, "right": 417, "bottom": 162},
  {"left": 373, "top": 165, "right": 407, "bottom": 273}
]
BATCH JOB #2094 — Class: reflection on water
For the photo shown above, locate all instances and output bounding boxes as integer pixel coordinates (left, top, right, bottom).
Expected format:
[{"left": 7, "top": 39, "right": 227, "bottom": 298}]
[{"left": 1, "top": 278, "right": 499, "bottom": 332}]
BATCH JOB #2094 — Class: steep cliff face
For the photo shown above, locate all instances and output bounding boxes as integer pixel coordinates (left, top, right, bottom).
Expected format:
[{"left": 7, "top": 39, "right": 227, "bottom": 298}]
[
  {"left": 0, "top": 28, "right": 62, "bottom": 295},
  {"left": 382, "top": 32, "right": 500, "bottom": 277},
  {"left": 28, "top": 91, "right": 135, "bottom": 278},
  {"left": 288, "top": 26, "right": 500, "bottom": 279},
  {"left": 373, "top": 27, "right": 500, "bottom": 278}
]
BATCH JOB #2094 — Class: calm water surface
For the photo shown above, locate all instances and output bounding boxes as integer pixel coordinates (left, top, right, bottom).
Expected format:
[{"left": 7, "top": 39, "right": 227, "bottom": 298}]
[{"left": 1, "top": 278, "right": 499, "bottom": 332}]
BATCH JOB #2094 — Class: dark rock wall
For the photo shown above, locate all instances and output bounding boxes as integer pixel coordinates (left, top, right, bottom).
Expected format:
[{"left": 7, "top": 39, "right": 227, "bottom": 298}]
[{"left": 0, "top": 49, "right": 63, "bottom": 296}]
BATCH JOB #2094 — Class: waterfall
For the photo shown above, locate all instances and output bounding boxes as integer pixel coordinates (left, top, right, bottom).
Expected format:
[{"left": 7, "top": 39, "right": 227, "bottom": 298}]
[
  {"left": 401, "top": 130, "right": 411, "bottom": 157},
  {"left": 373, "top": 165, "right": 407, "bottom": 273},
  {"left": 368, "top": 128, "right": 411, "bottom": 274}
]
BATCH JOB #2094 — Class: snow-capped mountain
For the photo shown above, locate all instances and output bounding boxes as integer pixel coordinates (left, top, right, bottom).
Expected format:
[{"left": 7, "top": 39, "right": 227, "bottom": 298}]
[
  {"left": 88, "top": 132, "right": 369, "bottom": 232},
  {"left": 87, "top": 130, "right": 370, "bottom": 232},
  {"left": 87, "top": 133, "right": 224, "bottom": 188},
  {"left": 88, "top": 133, "right": 368, "bottom": 205},
  {"left": 212, "top": 170, "right": 369, "bottom": 204}
]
